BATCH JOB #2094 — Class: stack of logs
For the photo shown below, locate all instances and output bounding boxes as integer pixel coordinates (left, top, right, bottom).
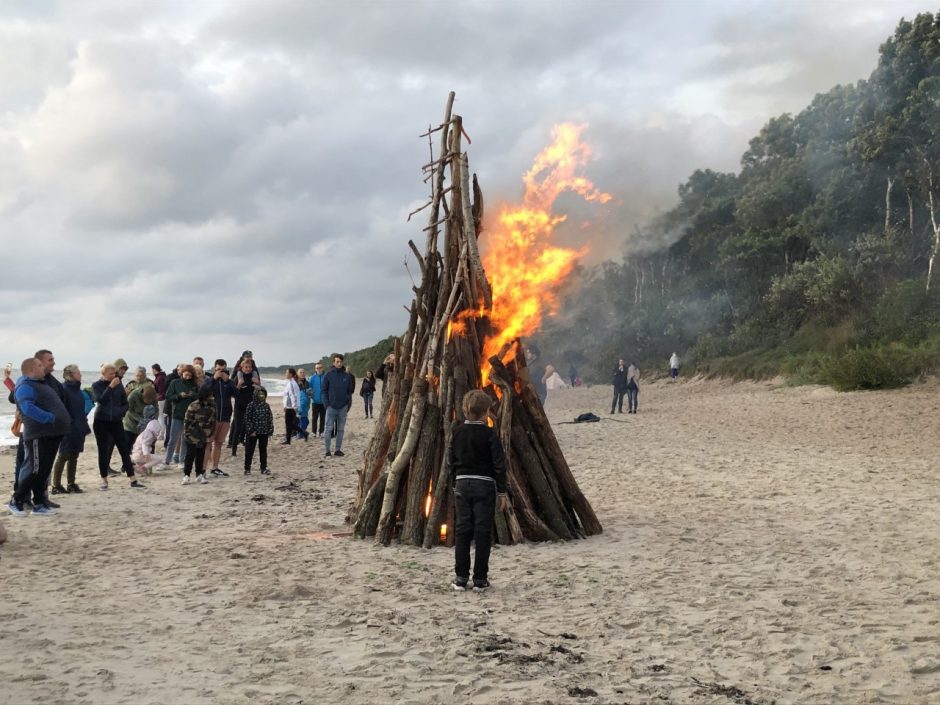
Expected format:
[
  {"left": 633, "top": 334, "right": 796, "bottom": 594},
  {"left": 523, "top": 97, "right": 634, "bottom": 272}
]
[{"left": 350, "top": 92, "right": 602, "bottom": 547}]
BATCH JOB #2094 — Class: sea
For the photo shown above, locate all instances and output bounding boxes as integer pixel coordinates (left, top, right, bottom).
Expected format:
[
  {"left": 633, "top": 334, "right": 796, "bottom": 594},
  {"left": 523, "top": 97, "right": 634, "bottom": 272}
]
[{"left": 0, "top": 370, "right": 286, "bottom": 447}]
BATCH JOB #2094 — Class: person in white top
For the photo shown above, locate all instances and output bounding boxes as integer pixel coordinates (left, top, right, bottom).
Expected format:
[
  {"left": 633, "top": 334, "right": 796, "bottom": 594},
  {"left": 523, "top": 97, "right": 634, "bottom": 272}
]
[
  {"left": 132, "top": 405, "right": 164, "bottom": 474},
  {"left": 669, "top": 353, "right": 680, "bottom": 380},
  {"left": 281, "top": 368, "right": 303, "bottom": 444}
]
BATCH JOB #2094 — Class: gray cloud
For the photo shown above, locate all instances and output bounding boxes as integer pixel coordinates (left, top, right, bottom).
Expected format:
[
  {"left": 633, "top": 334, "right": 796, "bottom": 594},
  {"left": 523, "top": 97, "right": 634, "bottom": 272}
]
[{"left": 0, "top": 0, "right": 929, "bottom": 369}]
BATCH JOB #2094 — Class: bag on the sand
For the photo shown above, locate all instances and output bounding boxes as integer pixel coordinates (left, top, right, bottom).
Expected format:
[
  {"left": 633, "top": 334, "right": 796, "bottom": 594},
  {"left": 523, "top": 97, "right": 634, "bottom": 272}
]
[{"left": 574, "top": 412, "right": 601, "bottom": 423}]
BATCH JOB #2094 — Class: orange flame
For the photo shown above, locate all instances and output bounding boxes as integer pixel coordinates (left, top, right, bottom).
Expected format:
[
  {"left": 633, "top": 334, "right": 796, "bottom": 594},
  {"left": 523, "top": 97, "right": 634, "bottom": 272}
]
[{"left": 479, "top": 123, "right": 609, "bottom": 381}]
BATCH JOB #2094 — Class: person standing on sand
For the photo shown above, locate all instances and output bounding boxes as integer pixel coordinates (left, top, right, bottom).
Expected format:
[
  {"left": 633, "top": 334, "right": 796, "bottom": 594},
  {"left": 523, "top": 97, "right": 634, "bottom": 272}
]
[
  {"left": 449, "top": 390, "right": 508, "bottom": 592},
  {"left": 152, "top": 364, "right": 167, "bottom": 407},
  {"left": 9, "top": 358, "right": 71, "bottom": 516},
  {"left": 524, "top": 344, "right": 548, "bottom": 405},
  {"left": 281, "top": 368, "right": 303, "bottom": 444},
  {"left": 309, "top": 362, "right": 326, "bottom": 438},
  {"left": 204, "top": 362, "right": 235, "bottom": 477},
  {"left": 611, "top": 359, "right": 628, "bottom": 414},
  {"left": 568, "top": 363, "right": 578, "bottom": 388},
  {"left": 243, "top": 387, "right": 274, "bottom": 475},
  {"left": 230, "top": 357, "right": 261, "bottom": 456},
  {"left": 161, "top": 363, "right": 183, "bottom": 446},
  {"left": 359, "top": 370, "right": 376, "bottom": 418},
  {"left": 669, "top": 352, "right": 680, "bottom": 380},
  {"left": 51, "top": 364, "right": 91, "bottom": 495},
  {"left": 296, "top": 368, "right": 311, "bottom": 439},
  {"left": 181, "top": 386, "right": 216, "bottom": 485},
  {"left": 626, "top": 362, "right": 640, "bottom": 414},
  {"left": 164, "top": 364, "right": 198, "bottom": 466},
  {"left": 322, "top": 354, "right": 354, "bottom": 457},
  {"left": 92, "top": 363, "right": 146, "bottom": 491}
]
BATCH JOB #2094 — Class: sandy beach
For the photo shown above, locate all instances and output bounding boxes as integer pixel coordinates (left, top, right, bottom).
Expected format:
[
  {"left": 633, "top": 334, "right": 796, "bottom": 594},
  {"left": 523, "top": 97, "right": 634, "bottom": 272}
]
[{"left": 1, "top": 379, "right": 938, "bottom": 704}]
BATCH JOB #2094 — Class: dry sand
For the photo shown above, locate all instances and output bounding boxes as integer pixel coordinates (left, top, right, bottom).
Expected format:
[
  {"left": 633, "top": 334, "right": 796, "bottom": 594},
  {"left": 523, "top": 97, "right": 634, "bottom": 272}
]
[{"left": 1, "top": 379, "right": 938, "bottom": 705}]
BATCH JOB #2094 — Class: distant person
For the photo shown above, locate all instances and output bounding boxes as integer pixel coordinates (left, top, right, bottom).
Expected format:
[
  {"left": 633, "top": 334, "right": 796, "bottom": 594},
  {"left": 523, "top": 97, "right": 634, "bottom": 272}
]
[
  {"left": 296, "top": 368, "right": 311, "bottom": 439},
  {"left": 322, "top": 354, "right": 354, "bottom": 457},
  {"left": 374, "top": 353, "right": 396, "bottom": 385},
  {"left": 627, "top": 362, "right": 640, "bottom": 414},
  {"left": 611, "top": 359, "right": 628, "bottom": 414},
  {"left": 568, "top": 363, "right": 578, "bottom": 387},
  {"left": 9, "top": 358, "right": 70, "bottom": 516},
  {"left": 204, "top": 362, "right": 235, "bottom": 477},
  {"left": 243, "top": 387, "right": 274, "bottom": 475},
  {"left": 161, "top": 363, "right": 183, "bottom": 444},
  {"left": 92, "top": 364, "right": 146, "bottom": 490},
  {"left": 309, "top": 362, "right": 326, "bottom": 438},
  {"left": 151, "top": 364, "right": 167, "bottom": 405},
  {"left": 524, "top": 343, "right": 547, "bottom": 405},
  {"left": 448, "top": 390, "right": 508, "bottom": 592},
  {"left": 123, "top": 384, "right": 157, "bottom": 450},
  {"left": 360, "top": 370, "right": 376, "bottom": 418},
  {"left": 51, "top": 364, "right": 91, "bottom": 495},
  {"left": 280, "top": 368, "right": 302, "bottom": 444},
  {"left": 192, "top": 364, "right": 207, "bottom": 388},
  {"left": 181, "top": 385, "right": 216, "bottom": 485},
  {"left": 669, "top": 352, "right": 680, "bottom": 380}
]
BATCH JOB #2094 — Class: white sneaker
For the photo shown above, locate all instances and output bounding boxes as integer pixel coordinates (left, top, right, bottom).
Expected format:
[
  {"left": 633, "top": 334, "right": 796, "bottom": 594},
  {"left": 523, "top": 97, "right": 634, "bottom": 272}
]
[
  {"left": 181, "top": 476, "right": 191, "bottom": 485},
  {"left": 196, "top": 474, "right": 209, "bottom": 484}
]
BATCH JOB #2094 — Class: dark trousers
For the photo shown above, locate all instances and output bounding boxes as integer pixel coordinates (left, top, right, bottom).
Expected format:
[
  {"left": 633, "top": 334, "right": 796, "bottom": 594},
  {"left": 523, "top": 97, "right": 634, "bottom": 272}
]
[
  {"left": 627, "top": 384, "right": 639, "bottom": 412},
  {"left": 11, "top": 435, "right": 24, "bottom": 496},
  {"left": 14, "top": 435, "right": 62, "bottom": 506},
  {"left": 311, "top": 403, "right": 326, "bottom": 435},
  {"left": 183, "top": 443, "right": 206, "bottom": 476},
  {"left": 93, "top": 420, "right": 135, "bottom": 478},
  {"left": 229, "top": 405, "right": 248, "bottom": 453},
  {"left": 362, "top": 393, "right": 374, "bottom": 417},
  {"left": 454, "top": 478, "right": 497, "bottom": 582},
  {"left": 245, "top": 434, "right": 269, "bottom": 471},
  {"left": 284, "top": 408, "right": 299, "bottom": 442},
  {"left": 611, "top": 388, "right": 626, "bottom": 412}
]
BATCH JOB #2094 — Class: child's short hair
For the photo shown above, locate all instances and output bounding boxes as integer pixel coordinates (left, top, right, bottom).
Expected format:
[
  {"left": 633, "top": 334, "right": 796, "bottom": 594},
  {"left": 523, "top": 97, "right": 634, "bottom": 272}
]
[{"left": 462, "top": 390, "right": 492, "bottom": 421}]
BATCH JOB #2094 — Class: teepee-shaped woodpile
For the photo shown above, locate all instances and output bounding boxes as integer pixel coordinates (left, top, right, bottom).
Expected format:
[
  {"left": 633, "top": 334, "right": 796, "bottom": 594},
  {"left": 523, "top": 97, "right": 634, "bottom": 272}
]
[{"left": 350, "top": 92, "right": 602, "bottom": 547}]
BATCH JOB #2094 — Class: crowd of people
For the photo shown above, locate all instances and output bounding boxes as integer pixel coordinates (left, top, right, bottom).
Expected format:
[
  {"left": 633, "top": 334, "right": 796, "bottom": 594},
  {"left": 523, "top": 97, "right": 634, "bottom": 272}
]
[{"left": 4, "top": 348, "right": 376, "bottom": 517}]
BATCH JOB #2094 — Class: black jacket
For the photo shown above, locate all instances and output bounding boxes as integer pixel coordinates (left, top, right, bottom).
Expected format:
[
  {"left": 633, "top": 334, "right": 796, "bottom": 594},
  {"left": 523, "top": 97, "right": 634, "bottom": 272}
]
[
  {"left": 612, "top": 366, "right": 628, "bottom": 391},
  {"left": 447, "top": 421, "right": 507, "bottom": 494},
  {"left": 203, "top": 378, "right": 236, "bottom": 423},
  {"left": 92, "top": 378, "right": 129, "bottom": 424},
  {"left": 60, "top": 380, "right": 91, "bottom": 453}
]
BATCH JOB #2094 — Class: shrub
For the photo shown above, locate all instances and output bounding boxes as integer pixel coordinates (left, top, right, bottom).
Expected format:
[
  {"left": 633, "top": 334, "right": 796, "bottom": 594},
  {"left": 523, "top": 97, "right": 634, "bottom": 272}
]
[{"left": 821, "top": 344, "right": 917, "bottom": 391}]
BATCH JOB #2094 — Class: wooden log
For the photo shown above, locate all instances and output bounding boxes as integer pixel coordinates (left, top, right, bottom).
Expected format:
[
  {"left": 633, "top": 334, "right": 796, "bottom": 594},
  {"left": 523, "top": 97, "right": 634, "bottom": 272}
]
[
  {"left": 472, "top": 173, "right": 484, "bottom": 238},
  {"left": 401, "top": 404, "right": 442, "bottom": 545},
  {"left": 459, "top": 151, "right": 492, "bottom": 309},
  {"left": 353, "top": 472, "right": 387, "bottom": 539},
  {"left": 423, "top": 377, "right": 455, "bottom": 548},
  {"left": 376, "top": 379, "right": 430, "bottom": 545}
]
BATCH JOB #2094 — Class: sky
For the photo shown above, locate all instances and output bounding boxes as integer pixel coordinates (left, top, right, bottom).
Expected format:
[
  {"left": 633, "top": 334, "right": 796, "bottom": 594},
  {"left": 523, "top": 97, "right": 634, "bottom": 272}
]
[{"left": 0, "top": 0, "right": 932, "bottom": 370}]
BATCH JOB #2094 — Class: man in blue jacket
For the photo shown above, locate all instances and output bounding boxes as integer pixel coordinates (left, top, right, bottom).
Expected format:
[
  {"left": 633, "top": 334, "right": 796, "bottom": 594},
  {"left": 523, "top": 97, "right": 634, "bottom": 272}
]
[
  {"left": 309, "top": 362, "right": 326, "bottom": 438},
  {"left": 321, "top": 354, "right": 354, "bottom": 457},
  {"left": 9, "top": 358, "right": 70, "bottom": 516}
]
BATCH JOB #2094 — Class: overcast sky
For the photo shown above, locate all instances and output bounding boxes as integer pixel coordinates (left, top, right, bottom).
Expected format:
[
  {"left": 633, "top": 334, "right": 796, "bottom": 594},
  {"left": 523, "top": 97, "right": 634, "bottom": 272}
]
[{"left": 0, "top": 0, "right": 930, "bottom": 370}]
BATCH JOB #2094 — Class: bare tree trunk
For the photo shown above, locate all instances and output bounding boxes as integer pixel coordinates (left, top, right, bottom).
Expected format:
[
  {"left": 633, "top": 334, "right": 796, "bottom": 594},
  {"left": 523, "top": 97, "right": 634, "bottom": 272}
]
[{"left": 885, "top": 175, "right": 894, "bottom": 237}]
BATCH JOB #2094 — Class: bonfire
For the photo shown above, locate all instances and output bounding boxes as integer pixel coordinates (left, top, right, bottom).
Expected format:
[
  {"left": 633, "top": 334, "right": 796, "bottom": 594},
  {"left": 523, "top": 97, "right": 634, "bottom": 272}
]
[{"left": 350, "top": 93, "right": 604, "bottom": 547}]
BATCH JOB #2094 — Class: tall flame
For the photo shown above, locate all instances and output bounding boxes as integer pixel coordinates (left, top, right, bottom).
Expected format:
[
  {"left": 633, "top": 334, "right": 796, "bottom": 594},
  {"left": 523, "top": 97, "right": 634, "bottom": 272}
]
[{"left": 480, "top": 123, "right": 610, "bottom": 376}]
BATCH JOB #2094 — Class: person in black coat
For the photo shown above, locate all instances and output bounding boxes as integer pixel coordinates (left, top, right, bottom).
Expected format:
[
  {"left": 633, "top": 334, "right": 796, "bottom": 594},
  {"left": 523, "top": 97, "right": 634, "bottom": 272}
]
[
  {"left": 611, "top": 359, "right": 628, "bottom": 414},
  {"left": 51, "top": 364, "right": 92, "bottom": 494},
  {"left": 359, "top": 370, "right": 377, "bottom": 418}
]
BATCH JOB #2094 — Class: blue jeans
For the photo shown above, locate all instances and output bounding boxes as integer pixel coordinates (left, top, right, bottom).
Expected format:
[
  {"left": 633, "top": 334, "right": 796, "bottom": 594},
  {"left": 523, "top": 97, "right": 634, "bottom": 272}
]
[
  {"left": 164, "top": 418, "right": 188, "bottom": 465},
  {"left": 324, "top": 406, "right": 348, "bottom": 452},
  {"left": 626, "top": 385, "right": 639, "bottom": 412}
]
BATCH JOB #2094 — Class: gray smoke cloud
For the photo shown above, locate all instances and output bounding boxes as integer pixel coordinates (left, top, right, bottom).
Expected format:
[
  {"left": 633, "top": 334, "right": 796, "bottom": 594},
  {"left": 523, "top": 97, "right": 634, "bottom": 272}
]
[{"left": 0, "top": 0, "right": 927, "bottom": 369}]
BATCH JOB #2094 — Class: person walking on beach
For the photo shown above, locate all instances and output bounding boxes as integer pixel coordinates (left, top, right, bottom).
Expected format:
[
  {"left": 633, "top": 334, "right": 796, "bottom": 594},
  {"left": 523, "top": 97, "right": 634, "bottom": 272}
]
[
  {"left": 309, "top": 362, "right": 326, "bottom": 438},
  {"left": 230, "top": 357, "right": 261, "bottom": 456},
  {"left": 669, "top": 352, "right": 680, "bottom": 380},
  {"left": 50, "top": 364, "right": 91, "bottom": 495},
  {"left": 280, "top": 368, "right": 302, "bottom": 444},
  {"left": 181, "top": 386, "right": 216, "bottom": 485},
  {"left": 626, "top": 362, "right": 640, "bottom": 414},
  {"left": 204, "top": 362, "right": 235, "bottom": 477},
  {"left": 322, "top": 354, "right": 354, "bottom": 457},
  {"left": 164, "top": 364, "right": 198, "bottom": 466},
  {"left": 93, "top": 363, "right": 146, "bottom": 490},
  {"left": 449, "top": 389, "right": 508, "bottom": 592},
  {"left": 360, "top": 370, "right": 376, "bottom": 418},
  {"left": 243, "top": 387, "right": 274, "bottom": 475},
  {"left": 611, "top": 359, "right": 628, "bottom": 414},
  {"left": 9, "top": 358, "right": 71, "bottom": 516}
]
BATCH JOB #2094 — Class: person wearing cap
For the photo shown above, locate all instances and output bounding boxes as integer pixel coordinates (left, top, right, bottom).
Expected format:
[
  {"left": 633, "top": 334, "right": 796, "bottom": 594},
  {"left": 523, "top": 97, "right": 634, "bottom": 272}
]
[{"left": 204, "top": 360, "right": 236, "bottom": 476}]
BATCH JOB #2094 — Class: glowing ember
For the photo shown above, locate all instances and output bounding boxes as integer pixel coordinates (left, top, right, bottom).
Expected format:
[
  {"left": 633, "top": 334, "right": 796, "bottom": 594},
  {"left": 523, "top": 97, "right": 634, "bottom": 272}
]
[
  {"left": 424, "top": 481, "right": 433, "bottom": 518},
  {"left": 440, "top": 523, "right": 447, "bottom": 543},
  {"left": 476, "top": 123, "right": 609, "bottom": 382}
]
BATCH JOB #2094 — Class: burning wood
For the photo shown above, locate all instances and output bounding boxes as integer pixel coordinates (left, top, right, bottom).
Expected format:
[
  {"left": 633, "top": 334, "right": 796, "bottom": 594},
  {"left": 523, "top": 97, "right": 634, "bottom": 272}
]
[{"left": 350, "top": 92, "right": 602, "bottom": 547}]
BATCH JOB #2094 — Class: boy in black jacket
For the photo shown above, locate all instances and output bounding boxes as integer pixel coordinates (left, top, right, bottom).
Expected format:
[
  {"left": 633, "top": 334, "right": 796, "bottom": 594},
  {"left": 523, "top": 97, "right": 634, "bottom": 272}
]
[{"left": 448, "top": 390, "right": 508, "bottom": 592}]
